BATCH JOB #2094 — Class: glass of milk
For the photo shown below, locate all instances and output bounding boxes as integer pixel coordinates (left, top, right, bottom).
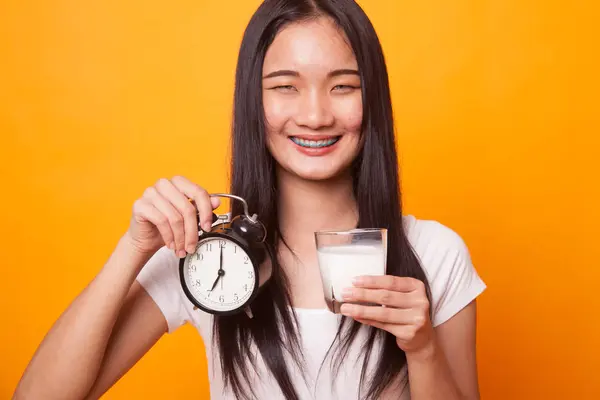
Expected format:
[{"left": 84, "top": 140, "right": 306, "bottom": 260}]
[{"left": 314, "top": 228, "right": 387, "bottom": 313}]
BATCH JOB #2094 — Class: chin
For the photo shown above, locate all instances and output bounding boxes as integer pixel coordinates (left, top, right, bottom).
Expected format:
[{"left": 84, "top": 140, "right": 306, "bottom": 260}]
[{"left": 285, "top": 165, "right": 350, "bottom": 182}]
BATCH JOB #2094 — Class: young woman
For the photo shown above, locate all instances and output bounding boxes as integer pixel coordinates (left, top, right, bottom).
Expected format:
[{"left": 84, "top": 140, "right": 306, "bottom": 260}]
[{"left": 14, "top": 1, "right": 486, "bottom": 399}]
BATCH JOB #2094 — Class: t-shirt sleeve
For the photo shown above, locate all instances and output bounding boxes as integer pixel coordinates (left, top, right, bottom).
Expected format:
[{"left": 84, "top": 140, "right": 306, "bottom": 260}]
[
  {"left": 136, "top": 246, "right": 191, "bottom": 333},
  {"left": 407, "top": 218, "right": 487, "bottom": 327},
  {"left": 429, "top": 224, "right": 486, "bottom": 327}
]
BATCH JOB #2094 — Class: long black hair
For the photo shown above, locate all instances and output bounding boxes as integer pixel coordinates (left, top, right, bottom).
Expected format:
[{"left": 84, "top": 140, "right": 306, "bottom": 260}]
[{"left": 216, "top": 1, "right": 432, "bottom": 399}]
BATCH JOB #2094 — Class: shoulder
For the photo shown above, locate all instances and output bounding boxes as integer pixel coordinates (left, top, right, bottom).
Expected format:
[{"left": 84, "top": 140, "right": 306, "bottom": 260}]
[
  {"left": 403, "top": 215, "right": 471, "bottom": 270},
  {"left": 403, "top": 215, "right": 468, "bottom": 251},
  {"left": 402, "top": 215, "right": 487, "bottom": 327}
]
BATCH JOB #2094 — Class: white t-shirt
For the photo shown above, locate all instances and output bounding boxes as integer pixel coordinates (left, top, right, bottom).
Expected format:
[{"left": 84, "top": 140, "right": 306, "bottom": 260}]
[{"left": 136, "top": 215, "right": 487, "bottom": 400}]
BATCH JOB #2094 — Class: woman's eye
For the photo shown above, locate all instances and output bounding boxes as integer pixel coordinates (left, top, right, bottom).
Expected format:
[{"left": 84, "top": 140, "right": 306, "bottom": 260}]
[
  {"left": 332, "top": 85, "right": 359, "bottom": 92},
  {"left": 274, "top": 85, "right": 296, "bottom": 92}
]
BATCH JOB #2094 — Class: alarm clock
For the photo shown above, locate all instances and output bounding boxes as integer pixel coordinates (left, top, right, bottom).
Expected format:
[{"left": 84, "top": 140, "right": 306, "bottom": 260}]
[{"left": 179, "top": 193, "right": 272, "bottom": 318}]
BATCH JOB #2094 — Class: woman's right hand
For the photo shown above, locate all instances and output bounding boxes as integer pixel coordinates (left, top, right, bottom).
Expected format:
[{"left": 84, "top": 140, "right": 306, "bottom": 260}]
[{"left": 126, "top": 176, "right": 221, "bottom": 258}]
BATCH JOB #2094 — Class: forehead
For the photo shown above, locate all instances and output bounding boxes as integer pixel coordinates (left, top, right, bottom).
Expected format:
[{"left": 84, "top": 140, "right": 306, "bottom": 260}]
[{"left": 263, "top": 17, "right": 358, "bottom": 73}]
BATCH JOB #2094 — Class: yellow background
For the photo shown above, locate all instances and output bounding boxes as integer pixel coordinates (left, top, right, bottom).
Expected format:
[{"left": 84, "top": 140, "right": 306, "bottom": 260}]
[{"left": 1, "top": 0, "right": 598, "bottom": 399}]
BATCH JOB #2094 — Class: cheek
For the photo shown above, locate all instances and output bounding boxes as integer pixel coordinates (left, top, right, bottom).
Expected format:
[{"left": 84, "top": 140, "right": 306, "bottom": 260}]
[
  {"left": 263, "top": 92, "right": 291, "bottom": 134},
  {"left": 333, "top": 96, "right": 363, "bottom": 134}
]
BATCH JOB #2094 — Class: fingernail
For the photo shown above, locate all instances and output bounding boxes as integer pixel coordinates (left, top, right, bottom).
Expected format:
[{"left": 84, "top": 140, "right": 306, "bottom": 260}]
[
  {"left": 177, "top": 250, "right": 187, "bottom": 258},
  {"left": 352, "top": 276, "right": 365, "bottom": 285},
  {"left": 340, "top": 304, "right": 354, "bottom": 315},
  {"left": 341, "top": 288, "right": 354, "bottom": 300},
  {"left": 168, "top": 242, "right": 175, "bottom": 250},
  {"left": 203, "top": 221, "right": 212, "bottom": 231},
  {"left": 186, "top": 245, "right": 196, "bottom": 254}
]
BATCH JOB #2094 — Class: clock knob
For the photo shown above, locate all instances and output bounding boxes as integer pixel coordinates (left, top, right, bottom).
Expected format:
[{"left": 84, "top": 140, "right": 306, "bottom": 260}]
[{"left": 231, "top": 215, "right": 266, "bottom": 243}]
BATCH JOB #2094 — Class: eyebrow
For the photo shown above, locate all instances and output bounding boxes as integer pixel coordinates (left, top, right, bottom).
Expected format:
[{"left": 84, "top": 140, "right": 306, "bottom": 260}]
[
  {"left": 263, "top": 70, "right": 299, "bottom": 79},
  {"left": 328, "top": 69, "right": 360, "bottom": 78},
  {"left": 262, "top": 68, "right": 360, "bottom": 79}
]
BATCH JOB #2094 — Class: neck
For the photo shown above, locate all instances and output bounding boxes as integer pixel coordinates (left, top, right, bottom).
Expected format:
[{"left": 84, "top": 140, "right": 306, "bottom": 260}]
[{"left": 277, "top": 168, "right": 358, "bottom": 250}]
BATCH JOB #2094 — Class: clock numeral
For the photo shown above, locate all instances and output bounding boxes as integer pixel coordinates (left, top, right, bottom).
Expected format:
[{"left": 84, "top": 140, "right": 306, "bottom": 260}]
[
  {"left": 219, "top": 240, "right": 226, "bottom": 248},
  {"left": 248, "top": 271, "right": 254, "bottom": 279},
  {"left": 196, "top": 253, "right": 203, "bottom": 261},
  {"left": 233, "top": 293, "right": 239, "bottom": 301},
  {"left": 205, "top": 243, "right": 212, "bottom": 252},
  {"left": 234, "top": 246, "right": 237, "bottom": 253},
  {"left": 243, "top": 284, "right": 248, "bottom": 292},
  {"left": 190, "top": 264, "right": 197, "bottom": 272},
  {"left": 219, "top": 295, "right": 224, "bottom": 303},
  {"left": 194, "top": 279, "right": 201, "bottom": 287},
  {"left": 243, "top": 255, "right": 249, "bottom": 264}
]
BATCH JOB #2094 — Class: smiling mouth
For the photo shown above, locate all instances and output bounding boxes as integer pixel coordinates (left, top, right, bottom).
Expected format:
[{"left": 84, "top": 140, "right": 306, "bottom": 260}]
[{"left": 289, "top": 136, "right": 341, "bottom": 148}]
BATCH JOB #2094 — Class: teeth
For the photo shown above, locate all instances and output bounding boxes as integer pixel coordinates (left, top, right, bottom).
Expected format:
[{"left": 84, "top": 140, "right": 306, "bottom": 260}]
[{"left": 290, "top": 137, "right": 340, "bottom": 148}]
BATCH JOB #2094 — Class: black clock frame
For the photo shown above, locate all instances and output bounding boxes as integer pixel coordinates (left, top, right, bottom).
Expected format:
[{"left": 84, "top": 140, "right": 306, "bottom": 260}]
[{"left": 179, "top": 228, "right": 265, "bottom": 317}]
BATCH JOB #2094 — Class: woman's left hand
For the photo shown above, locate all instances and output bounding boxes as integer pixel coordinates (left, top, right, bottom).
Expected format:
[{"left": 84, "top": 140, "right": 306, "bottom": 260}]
[{"left": 339, "top": 275, "right": 435, "bottom": 355}]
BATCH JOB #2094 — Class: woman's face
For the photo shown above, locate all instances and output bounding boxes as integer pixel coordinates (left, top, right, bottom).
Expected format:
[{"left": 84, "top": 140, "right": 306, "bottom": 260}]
[{"left": 262, "top": 17, "right": 363, "bottom": 181}]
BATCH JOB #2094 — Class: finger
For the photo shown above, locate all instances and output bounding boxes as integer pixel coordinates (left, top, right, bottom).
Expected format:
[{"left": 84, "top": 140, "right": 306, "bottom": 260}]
[
  {"left": 341, "top": 287, "right": 413, "bottom": 308},
  {"left": 354, "top": 318, "right": 388, "bottom": 331},
  {"left": 143, "top": 186, "right": 184, "bottom": 254},
  {"left": 170, "top": 176, "right": 214, "bottom": 232},
  {"left": 354, "top": 321, "right": 418, "bottom": 345},
  {"left": 352, "top": 275, "right": 424, "bottom": 293},
  {"left": 144, "top": 185, "right": 186, "bottom": 254},
  {"left": 154, "top": 178, "right": 198, "bottom": 254},
  {"left": 210, "top": 196, "right": 221, "bottom": 209},
  {"left": 339, "top": 303, "right": 417, "bottom": 324},
  {"left": 132, "top": 198, "right": 174, "bottom": 250}
]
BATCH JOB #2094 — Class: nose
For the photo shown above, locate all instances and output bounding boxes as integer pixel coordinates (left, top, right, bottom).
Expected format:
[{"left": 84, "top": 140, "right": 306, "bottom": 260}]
[{"left": 293, "top": 90, "right": 335, "bottom": 130}]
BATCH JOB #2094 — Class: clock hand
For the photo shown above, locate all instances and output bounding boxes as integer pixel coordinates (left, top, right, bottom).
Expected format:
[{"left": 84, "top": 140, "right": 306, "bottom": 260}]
[
  {"left": 220, "top": 246, "right": 224, "bottom": 290},
  {"left": 209, "top": 274, "right": 220, "bottom": 292},
  {"left": 209, "top": 246, "right": 225, "bottom": 293}
]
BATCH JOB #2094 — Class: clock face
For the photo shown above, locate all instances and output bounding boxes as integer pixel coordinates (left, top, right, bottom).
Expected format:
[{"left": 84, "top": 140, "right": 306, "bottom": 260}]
[{"left": 182, "top": 236, "right": 256, "bottom": 313}]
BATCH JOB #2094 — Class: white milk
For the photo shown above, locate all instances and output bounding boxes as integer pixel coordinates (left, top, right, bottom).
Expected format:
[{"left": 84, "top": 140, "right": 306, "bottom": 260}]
[{"left": 317, "top": 243, "right": 386, "bottom": 311}]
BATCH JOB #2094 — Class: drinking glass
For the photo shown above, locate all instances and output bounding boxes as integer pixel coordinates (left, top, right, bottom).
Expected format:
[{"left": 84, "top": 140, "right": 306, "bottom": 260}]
[{"left": 314, "top": 228, "right": 387, "bottom": 313}]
